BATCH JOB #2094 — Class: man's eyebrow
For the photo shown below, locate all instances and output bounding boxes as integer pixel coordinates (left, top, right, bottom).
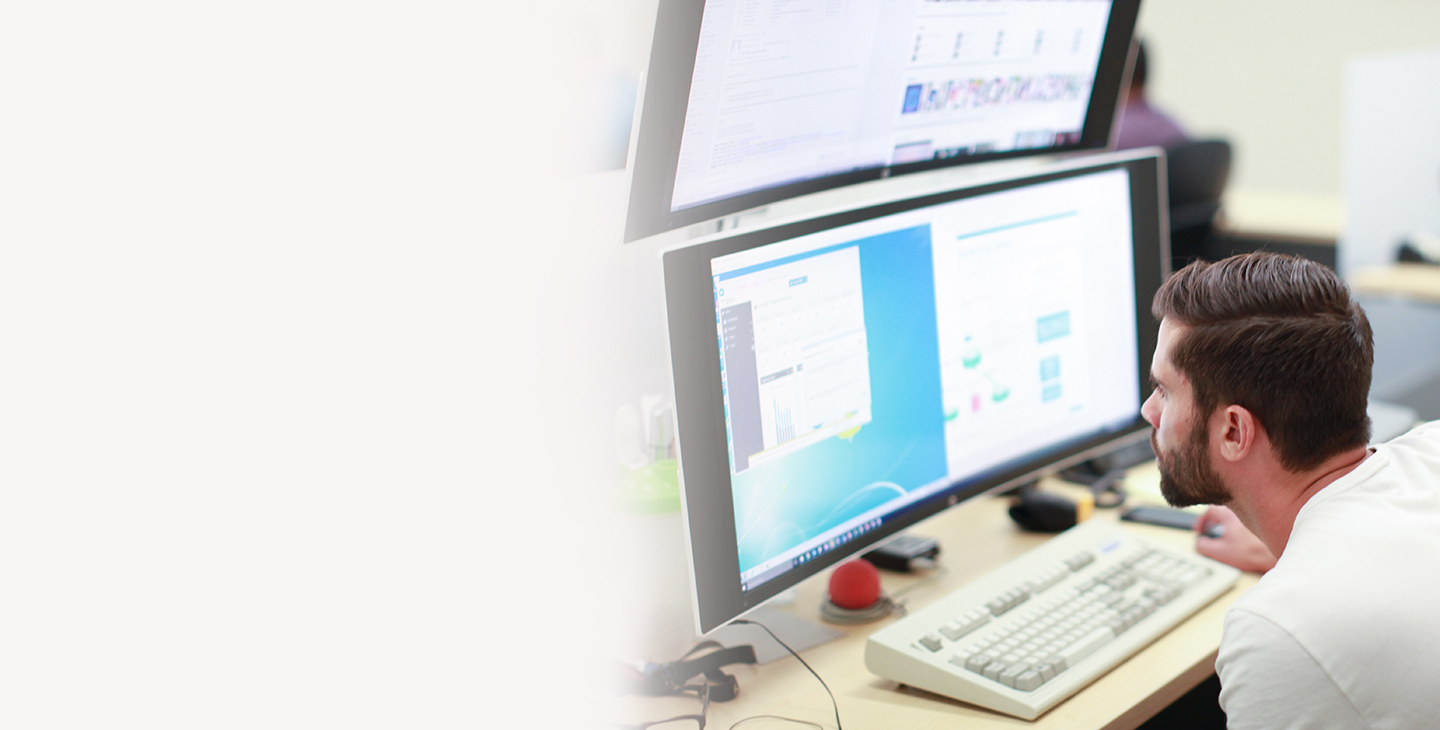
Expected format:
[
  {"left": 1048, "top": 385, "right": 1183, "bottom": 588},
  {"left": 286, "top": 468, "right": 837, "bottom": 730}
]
[{"left": 1149, "top": 374, "right": 1161, "bottom": 391}]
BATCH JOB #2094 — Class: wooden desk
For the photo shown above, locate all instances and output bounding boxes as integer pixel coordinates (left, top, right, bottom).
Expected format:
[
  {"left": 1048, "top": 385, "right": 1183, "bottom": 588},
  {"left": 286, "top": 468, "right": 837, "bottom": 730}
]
[
  {"left": 1220, "top": 189, "right": 1343, "bottom": 242},
  {"left": 615, "top": 477, "right": 1258, "bottom": 729},
  {"left": 1351, "top": 263, "right": 1440, "bottom": 304}
]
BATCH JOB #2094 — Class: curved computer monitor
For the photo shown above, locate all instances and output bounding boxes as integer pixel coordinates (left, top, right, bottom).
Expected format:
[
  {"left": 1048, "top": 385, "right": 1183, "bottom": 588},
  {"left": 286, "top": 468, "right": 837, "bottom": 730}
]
[
  {"left": 625, "top": 0, "right": 1142, "bottom": 243},
  {"left": 662, "top": 150, "right": 1167, "bottom": 634}
]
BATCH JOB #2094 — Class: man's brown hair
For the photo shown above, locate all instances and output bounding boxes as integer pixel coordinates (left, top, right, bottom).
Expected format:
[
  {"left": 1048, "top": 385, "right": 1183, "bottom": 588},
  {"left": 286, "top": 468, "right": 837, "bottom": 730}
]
[{"left": 1152, "top": 253, "right": 1373, "bottom": 472}]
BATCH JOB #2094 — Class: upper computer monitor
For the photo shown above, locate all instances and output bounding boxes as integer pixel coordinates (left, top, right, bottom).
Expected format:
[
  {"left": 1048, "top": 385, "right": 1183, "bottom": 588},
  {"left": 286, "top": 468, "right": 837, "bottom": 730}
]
[
  {"left": 662, "top": 149, "right": 1167, "bottom": 634},
  {"left": 626, "top": 0, "right": 1142, "bottom": 242}
]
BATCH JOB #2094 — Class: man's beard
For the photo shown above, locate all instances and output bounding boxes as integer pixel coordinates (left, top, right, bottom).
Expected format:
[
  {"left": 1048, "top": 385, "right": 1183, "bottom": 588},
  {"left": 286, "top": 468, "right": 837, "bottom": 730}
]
[{"left": 1153, "top": 414, "right": 1232, "bottom": 507}]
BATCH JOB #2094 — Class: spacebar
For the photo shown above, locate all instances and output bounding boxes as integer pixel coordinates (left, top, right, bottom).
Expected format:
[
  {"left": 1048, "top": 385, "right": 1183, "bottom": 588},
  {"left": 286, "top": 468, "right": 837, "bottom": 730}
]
[{"left": 1058, "top": 627, "right": 1117, "bottom": 669}]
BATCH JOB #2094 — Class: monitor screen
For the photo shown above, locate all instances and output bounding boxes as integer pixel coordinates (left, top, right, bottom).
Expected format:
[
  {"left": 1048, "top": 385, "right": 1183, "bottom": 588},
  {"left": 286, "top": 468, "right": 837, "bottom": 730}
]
[
  {"left": 626, "top": 0, "right": 1141, "bottom": 242},
  {"left": 662, "top": 150, "right": 1166, "bottom": 634}
]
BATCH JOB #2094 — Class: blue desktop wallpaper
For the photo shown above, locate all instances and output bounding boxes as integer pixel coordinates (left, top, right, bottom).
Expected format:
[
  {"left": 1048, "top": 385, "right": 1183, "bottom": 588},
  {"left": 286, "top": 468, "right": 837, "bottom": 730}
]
[{"left": 730, "top": 225, "right": 949, "bottom": 574}]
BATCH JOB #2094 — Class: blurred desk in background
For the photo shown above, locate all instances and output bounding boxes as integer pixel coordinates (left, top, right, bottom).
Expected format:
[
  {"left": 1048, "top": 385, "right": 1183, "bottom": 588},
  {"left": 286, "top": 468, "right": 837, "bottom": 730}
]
[
  {"left": 1220, "top": 190, "right": 1344, "bottom": 243},
  {"left": 1201, "top": 189, "right": 1341, "bottom": 269},
  {"left": 1351, "top": 262, "right": 1440, "bottom": 304}
]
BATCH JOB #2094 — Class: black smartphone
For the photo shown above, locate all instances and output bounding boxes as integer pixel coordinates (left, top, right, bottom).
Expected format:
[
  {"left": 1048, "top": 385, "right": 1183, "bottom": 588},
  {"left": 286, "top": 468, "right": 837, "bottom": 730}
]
[{"left": 1120, "top": 505, "right": 1200, "bottom": 531}]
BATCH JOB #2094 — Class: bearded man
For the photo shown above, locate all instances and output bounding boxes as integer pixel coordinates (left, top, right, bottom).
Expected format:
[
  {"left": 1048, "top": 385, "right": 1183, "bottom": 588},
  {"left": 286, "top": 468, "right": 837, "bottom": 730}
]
[{"left": 1141, "top": 252, "right": 1440, "bottom": 729}]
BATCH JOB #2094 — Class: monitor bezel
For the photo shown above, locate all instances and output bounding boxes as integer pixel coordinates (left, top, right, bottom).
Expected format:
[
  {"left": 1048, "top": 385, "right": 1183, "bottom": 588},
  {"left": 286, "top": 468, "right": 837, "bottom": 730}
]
[
  {"left": 625, "top": 0, "right": 1143, "bottom": 243},
  {"left": 662, "top": 151, "right": 1168, "bottom": 635}
]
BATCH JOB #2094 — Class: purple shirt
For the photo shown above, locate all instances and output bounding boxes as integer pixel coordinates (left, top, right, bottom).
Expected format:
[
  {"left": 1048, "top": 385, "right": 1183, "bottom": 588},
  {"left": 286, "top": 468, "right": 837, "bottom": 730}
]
[{"left": 1114, "top": 97, "right": 1188, "bottom": 150}]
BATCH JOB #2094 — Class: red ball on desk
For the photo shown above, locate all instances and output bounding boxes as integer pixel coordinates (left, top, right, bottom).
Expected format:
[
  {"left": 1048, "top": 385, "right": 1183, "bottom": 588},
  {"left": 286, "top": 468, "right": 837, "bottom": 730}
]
[{"left": 828, "top": 559, "right": 882, "bottom": 609}]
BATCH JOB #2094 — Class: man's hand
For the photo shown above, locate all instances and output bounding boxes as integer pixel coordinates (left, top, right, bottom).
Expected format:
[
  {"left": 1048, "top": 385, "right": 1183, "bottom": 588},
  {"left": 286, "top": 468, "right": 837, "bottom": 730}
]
[{"left": 1195, "top": 505, "right": 1277, "bottom": 573}]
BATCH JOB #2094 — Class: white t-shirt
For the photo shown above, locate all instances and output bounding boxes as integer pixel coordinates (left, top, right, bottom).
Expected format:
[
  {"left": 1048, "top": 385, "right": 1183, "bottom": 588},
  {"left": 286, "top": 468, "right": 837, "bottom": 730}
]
[{"left": 1216, "top": 420, "right": 1440, "bottom": 729}]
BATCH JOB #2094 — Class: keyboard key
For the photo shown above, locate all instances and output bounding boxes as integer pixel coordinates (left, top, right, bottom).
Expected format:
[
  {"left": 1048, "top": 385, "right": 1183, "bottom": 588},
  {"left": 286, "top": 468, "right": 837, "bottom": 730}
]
[
  {"left": 1105, "top": 573, "right": 1137, "bottom": 590},
  {"left": 999, "top": 663, "right": 1031, "bottom": 688},
  {"left": 1035, "top": 663, "right": 1058, "bottom": 682},
  {"left": 1014, "top": 670, "right": 1045, "bottom": 691},
  {"left": 1064, "top": 552, "right": 1094, "bottom": 571},
  {"left": 983, "top": 662, "right": 1009, "bottom": 682},
  {"left": 939, "top": 611, "right": 990, "bottom": 640},
  {"left": 1058, "top": 626, "right": 1116, "bottom": 666}
]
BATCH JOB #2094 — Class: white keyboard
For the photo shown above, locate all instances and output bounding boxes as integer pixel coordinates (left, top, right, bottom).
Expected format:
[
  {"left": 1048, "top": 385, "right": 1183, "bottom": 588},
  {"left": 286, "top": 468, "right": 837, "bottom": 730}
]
[{"left": 865, "top": 519, "right": 1239, "bottom": 720}]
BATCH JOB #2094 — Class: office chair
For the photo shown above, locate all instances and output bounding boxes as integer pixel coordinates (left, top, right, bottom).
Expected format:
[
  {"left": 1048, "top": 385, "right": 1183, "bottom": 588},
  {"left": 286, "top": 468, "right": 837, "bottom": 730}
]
[{"left": 1165, "top": 138, "right": 1232, "bottom": 271}]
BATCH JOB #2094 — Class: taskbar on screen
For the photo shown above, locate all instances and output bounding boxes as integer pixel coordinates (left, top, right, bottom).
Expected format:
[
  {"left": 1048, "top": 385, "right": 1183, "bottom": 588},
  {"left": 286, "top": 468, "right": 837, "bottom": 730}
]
[{"left": 739, "top": 518, "right": 883, "bottom": 594}]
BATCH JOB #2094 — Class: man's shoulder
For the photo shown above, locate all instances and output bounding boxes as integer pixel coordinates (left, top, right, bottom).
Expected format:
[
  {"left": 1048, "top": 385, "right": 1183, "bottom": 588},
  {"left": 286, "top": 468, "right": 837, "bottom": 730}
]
[
  {"left": 1391, "top": 419, "right": 1440, "bottom": 451},
  {"left": 1227, "top": 556, "right": 1338, "bottom": 629},
  {"left": 1347, "top": 419, "right": 1440, "bottom": 497},
  {"left": 1221, "top": 546, "right": 1440, "bottom": 728},
  {"left": 1231, "top": 507, "right": 1406, "bottom": 629},
  {"left": 1231, "top": 474, "right": 1440, "bottom": 647},
  {"left": 1301, "top": 420, "right": 1440, "bottom": 508}
]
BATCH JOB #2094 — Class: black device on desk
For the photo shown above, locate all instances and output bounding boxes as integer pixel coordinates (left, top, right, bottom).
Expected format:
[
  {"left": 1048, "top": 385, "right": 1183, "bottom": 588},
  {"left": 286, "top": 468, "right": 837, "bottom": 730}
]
[
  {"left": 1122, "top": 505, "right": 1199, "bottom": 531},
  {"left": 1123, "top": 504, "right": 1226, "bottom": 538},
  {"left": 661, "top": 149, "right": 1167, "bottom": 637},
  {"left": 863, "top": 533, "right": 940, "bottom": 572}
]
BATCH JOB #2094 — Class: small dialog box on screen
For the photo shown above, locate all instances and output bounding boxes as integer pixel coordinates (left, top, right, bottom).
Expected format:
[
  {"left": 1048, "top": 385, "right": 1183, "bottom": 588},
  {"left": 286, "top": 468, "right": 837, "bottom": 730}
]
[{"left": 715, "top": 245, "right": 873, "bottom": 475}]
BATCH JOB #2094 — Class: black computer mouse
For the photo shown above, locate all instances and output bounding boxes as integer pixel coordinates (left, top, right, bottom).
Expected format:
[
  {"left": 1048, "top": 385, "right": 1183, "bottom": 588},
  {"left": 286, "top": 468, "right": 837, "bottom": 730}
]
[{"left": 1008, "top": 490, "right": 1080, "bottom": 533}]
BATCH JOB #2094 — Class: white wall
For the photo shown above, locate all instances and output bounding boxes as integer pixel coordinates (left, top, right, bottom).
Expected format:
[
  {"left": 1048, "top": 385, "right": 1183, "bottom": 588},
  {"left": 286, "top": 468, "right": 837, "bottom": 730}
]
[{"left": 1136, "top": 0, "right": 1440, "bottom": 198}]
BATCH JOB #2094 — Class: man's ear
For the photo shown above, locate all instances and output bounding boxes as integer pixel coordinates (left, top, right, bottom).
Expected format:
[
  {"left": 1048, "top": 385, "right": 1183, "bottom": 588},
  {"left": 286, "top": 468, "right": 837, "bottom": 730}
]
[{"left": 1216, "top": 405, "right": 1256, "bottom": 463}]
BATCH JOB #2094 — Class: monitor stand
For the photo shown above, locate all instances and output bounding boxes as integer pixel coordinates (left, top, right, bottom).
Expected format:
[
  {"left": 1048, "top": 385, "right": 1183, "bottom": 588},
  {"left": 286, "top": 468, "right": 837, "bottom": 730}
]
[{"left": 708, "top": 606, "right": 843, "bottom": 664}]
